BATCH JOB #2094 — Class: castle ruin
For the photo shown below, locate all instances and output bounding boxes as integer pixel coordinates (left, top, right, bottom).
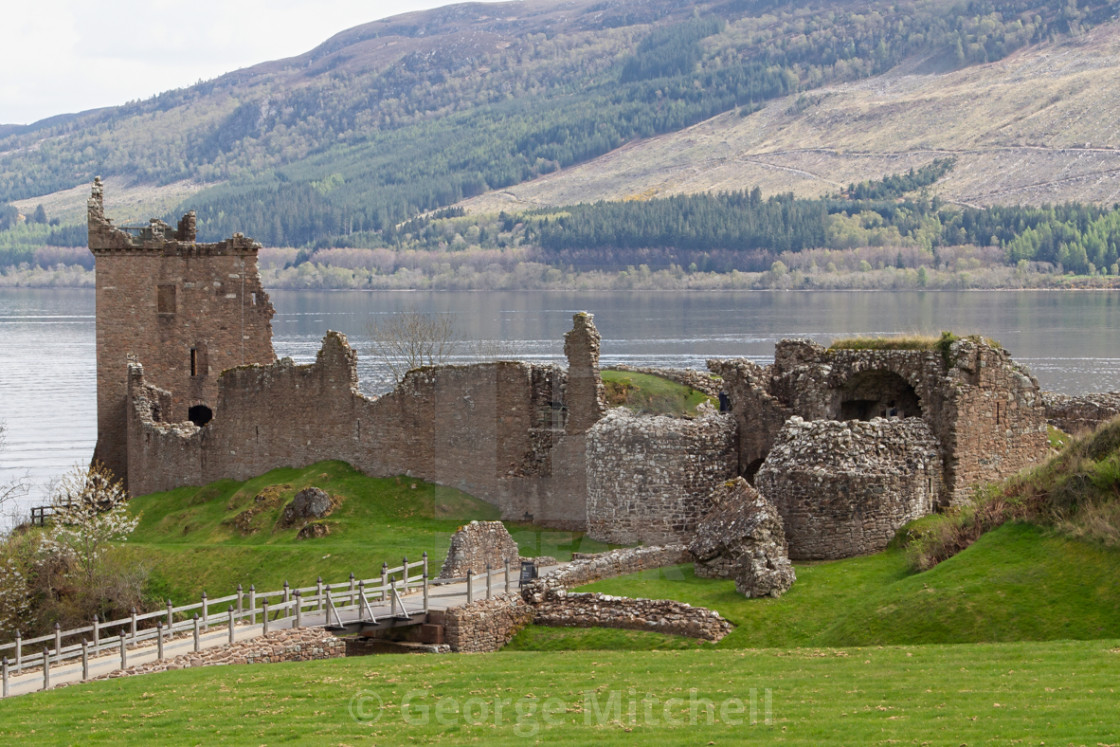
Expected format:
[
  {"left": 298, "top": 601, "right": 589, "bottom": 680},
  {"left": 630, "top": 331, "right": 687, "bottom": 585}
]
[{"left": 90, "top": 184, "right": 1056, "bottom": 558}]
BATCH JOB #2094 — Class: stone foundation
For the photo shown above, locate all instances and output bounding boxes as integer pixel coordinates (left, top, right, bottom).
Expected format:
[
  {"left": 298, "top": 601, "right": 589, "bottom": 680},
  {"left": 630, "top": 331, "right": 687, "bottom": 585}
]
[
  {"left": 533, "top": 592, "right": 731, "bottom": 642},
  {"left": 433, "top": 593, "right": 534, "bottom": 653}
]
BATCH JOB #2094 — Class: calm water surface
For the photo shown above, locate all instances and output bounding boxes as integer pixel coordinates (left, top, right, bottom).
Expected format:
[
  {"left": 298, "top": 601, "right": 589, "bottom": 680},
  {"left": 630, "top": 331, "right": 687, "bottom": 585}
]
[{"left": 1, "top": 288, "right": 1117, "bottom": 520}]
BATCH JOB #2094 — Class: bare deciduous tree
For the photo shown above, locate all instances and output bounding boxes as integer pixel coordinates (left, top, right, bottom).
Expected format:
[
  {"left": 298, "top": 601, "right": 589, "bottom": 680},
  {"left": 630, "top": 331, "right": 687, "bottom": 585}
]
[{"left": 368, "top": 311, "right": 457, "bottom": 386}]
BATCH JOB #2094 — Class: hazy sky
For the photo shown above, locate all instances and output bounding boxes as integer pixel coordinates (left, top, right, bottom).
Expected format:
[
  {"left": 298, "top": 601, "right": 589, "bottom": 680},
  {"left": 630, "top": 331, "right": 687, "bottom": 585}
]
[{"left": 3, "top": 0, "right": 502, "bottom": 126}]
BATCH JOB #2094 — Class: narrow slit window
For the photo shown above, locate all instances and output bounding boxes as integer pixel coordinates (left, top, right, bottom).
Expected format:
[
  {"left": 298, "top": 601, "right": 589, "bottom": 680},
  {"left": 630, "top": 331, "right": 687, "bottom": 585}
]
[{"left": 190, "top": 348, "right": 198, "bottom": 377}]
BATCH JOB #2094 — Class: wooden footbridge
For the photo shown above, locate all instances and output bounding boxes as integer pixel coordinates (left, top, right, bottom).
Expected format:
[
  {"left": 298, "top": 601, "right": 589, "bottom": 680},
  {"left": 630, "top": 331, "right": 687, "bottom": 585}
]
[{"left": 0, "top": 554, "right": 533, "bottom": 698}]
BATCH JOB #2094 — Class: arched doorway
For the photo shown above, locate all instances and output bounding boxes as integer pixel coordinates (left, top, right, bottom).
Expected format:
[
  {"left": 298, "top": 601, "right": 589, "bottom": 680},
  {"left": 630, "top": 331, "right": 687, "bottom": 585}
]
[
  {"left": 835, "top": 370, "right": 921, "bottom": 421},
  {"left": 188, "top": 404, "right": 213, "bottom": 427}
]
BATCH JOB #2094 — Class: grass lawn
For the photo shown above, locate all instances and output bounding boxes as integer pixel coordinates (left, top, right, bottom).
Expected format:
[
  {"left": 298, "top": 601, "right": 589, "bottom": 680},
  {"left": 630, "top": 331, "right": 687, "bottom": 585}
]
[
  {"left": 0, "top": 639, "right": 1117, "bottom": 744},
  {"left": 509, "top": 522, "right": 1120, "bottom": 650},
  {"left": 122, "top": 461, "right": 612, "bottom": 602}
]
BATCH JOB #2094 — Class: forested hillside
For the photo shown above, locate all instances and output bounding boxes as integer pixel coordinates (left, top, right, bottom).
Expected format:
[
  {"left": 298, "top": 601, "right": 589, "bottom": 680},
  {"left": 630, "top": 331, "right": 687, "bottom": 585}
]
[{"left": 0, "top": 0, "right": 1113, "bottom": 251}]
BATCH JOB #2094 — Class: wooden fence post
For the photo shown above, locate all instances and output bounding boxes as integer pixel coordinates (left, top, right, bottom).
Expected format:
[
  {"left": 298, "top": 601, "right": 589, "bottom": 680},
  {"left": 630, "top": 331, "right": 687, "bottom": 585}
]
[
  {"left": 294, "top": 590, "right": 303, "bottom": 629},
  {"left": 81, "top": 640, "right": 89, "bottom": 681},
  {"left": 237, "top": 583, "right": 244, "bottom": 615},
  {"left": 283, "top": 582, "right": 290, "bottom": 619},
  {"left": 349, "top": 572, "right": 356, "bottom": 607},
  {"left": 423, "top": 566, "right": 429, "bottom": 613},
  {"left": 131, "top": 607, "right": 138, "bottom": 642},
  {"left": 118, "top": 638, "right": 126, "bottom": 671},
  {"left": 505, "top": 559, "right": 511, "bottom": 594},
  {"left": 54, "top": 623, "right": 61, "bottom": 663},
  {"left": 262, "top": 601, "right": 270, "bottom": 635},
  {"left": 228, "top": 608, "right": 236, "bottom": 645},
  {"left": 91, "top": 617, "right": 99, "bottom": 656},
  {"left": 249, "top": 585, "right": 257, "bottom": 626},
  {"left": 192, "top": 615, "right": 200, "bottom": 653},
  {"left": 467, "top": 572, "right": 474, "bottom": 604},
  {"left": 422, "top": 552, "right": 428, "bottom": 586},
  {"left": 402, "top": 556, "right": 409, "bottom": 592},
  {"left": 486, "top": 564, "right": 492, "bottom": 599},
  {"left": 157, "top": 621, "right": 164, "bottom": 661},
  {"left": 42, "top": 649, "right": 49, "bottom": 691},
  {"left": 13, "top": 631, "right": 20, "bottom": 674},
  {"left": 166, "top": 599, "right": 174, "bottom": 631},
  {"left": 381, "top": 563, "right": 389, "bottom": 601},
  {"left": 316, "top": 577, "right": 324, "bottom": 613},
  {"left": 2, "top": 656, "right": 7, "bottom": 698}
]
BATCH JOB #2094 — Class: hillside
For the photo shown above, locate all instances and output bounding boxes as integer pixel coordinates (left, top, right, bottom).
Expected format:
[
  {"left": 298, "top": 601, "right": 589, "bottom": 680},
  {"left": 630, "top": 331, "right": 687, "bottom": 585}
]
[
  {"left": 1, "top": 0, "right": 1114, "bottom": 247},
  {"left": 461, "top": 19, "right": 1120, "bottom": 213}
]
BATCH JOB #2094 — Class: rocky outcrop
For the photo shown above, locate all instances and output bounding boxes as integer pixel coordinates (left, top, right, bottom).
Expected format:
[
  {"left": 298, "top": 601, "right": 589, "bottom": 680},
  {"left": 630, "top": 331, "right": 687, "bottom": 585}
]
[
  {"left": 280, "top": 487, "right": 336, "bottom": 528},
  {"left": 439, "top": 521, "right": 520, "bottom": 579},
  {"left": 689, "top": 478, "right": 795, "bottom": 598},
  {"left": 757, "top": 417, "right": 942, "bottom": 560}
]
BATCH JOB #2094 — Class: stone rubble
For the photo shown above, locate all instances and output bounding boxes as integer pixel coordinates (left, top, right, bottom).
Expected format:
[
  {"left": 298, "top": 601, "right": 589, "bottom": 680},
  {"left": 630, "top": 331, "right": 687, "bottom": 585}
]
[{"left": 439, "top": 521, "right": 520, "bottom": 579}]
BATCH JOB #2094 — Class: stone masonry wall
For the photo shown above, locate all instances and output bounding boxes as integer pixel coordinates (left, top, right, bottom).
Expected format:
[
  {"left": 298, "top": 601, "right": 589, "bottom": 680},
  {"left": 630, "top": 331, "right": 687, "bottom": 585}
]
[
  {"left": 89, "top": 179, "right": 275, "bottom": 483},
  {"left": 585, "top": 410, "right": 738, "bottom": 544},
  {"left": 532, "top": 592, "right": 731, "bottom": 642},
  {"left": 436, "top": 593, "right": 534, "bottom": 653},
  {"left": 439, "top": 521, "right": 520, "bottom": 579},
  {"left": 126, "top": 317, "right": 604, "bottom": 529},
  {"left": 756, "top": 417, "right": 942, "bottom": 559},
  {"left": 520, "top": 545, "right": 692, "bottom": 601},
  {"left": 714, "top": 337, "right": 1049, "bottom": 506},
  {"left": 1043, "top": 391, "right": 1120, "bottom": 434},
  {"left": 78, "top": 627, "right": 344, "bottom": 685}
]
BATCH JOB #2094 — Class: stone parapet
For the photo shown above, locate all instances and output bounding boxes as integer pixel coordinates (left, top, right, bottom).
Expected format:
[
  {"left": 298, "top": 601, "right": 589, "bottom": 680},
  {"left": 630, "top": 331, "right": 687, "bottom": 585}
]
[
  {"left": 532, "top": 592, "right": 731, "bottom": 642},
  {"left": 521, "top": 545, "right": 692, "bottom": 602},
  {"left": 1043, "top": 391, "right": 1120, "bottom": 434}
]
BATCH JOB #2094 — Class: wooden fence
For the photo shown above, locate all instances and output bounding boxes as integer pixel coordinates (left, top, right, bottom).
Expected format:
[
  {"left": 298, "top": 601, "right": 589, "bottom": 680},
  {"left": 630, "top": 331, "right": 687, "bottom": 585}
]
[{"left": 0, "top": 554, "right": 437, "bottom": 698}]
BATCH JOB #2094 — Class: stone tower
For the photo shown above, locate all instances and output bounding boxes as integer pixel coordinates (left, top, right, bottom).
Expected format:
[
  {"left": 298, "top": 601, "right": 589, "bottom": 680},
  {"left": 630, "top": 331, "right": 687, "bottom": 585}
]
[{"left": 87, "top": 178, "right": 276, "bottom": 483}]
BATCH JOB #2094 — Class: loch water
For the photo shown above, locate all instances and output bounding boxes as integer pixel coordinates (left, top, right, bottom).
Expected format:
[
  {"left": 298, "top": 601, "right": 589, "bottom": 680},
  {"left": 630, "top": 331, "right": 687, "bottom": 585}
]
[{"left": 1, "top": 288, "right": 1117, "bottom": 521}]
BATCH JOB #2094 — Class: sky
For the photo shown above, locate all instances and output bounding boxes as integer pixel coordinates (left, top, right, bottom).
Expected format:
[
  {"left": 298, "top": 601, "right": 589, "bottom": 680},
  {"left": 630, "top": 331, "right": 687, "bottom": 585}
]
[{"left": 3, "top": 0, "right": 501, "bottom": 126}]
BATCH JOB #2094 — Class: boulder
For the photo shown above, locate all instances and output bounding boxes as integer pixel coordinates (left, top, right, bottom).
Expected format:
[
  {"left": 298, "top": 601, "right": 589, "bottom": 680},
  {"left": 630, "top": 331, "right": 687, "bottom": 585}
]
[
  {"left": 689, "top": 477, "right": 795, "bottom": 598},
  {"left": 280, "top": 487, "right": 336, "bottom": 528}
]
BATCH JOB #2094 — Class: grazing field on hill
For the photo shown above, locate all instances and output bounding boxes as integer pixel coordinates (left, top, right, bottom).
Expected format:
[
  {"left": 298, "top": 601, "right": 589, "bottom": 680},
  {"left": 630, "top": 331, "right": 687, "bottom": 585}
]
[
  {"left": 1, "top": 639, "right": 1117, "bottom": 744},
  {"left": 122, "top": 461, "right": 611, "bottom": 602}
]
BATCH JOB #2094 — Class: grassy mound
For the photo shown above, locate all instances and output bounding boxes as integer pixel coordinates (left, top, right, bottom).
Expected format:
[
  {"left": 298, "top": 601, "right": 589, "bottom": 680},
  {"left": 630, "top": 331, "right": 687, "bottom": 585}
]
[
  {"left": 508, "top": 522, "right": 1120, "bottom": 651},
  {"left": 904, "top": 416, "right": 1120, "bottom": 570},
  {"left": 3, "top": 640, "right": 1118, "bottom": 743},
  {"left": 123, "top": 461, "right": 611, "bottom": 601},
  {"left": 601, "top": 370, "right": 715, "bottom": 416}
]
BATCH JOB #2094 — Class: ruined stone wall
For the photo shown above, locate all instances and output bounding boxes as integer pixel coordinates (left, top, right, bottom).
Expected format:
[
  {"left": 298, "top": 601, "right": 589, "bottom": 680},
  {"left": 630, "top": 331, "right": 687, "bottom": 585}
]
[
  {"left": 435, "top": 593, "right": 533, "bottom": 653},
  {"left": 89, "top": 179, "right": 274, "bottom": 482},
  {"left": 715, "top": 338, "right": 1048, "bottom": 506},
  {"left": 1043, "top": 391, "right": 1120, "bottom": 434},
  {"left": 939, "top": 340, "right": 1049, "bottom": 502},
  {"left": 585, "top": 411, "right": 738, "bottom": 544},
  {"left": 532, "top": 592, "right": 731, "bottom": 642},
  {"left": 126, "top": 320, "right": 603, "bottom": 529},
  {"left": 439, "top": 521, "right": 520, "bottom": 579},
  {"left": 521, "top": 546, "right": 693, "bottom": 600},
  {"left": 756, "top": 417, "right": 942, "bottom": 559}
]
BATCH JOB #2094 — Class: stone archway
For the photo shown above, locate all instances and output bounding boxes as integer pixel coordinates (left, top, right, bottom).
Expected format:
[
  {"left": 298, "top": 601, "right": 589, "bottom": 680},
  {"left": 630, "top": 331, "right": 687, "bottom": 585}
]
[{"left": 835, "top": 370, "right": 921, "bottom": 421}]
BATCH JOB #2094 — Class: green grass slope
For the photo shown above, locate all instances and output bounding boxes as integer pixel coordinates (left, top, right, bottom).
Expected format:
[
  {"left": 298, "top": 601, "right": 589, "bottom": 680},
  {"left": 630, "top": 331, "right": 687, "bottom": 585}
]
[
  {"left": 601, "top": 370, "right": 715, "bottom": 416},
  {"left": 2, "top": 640, "right": 1118, "bottom": 744},
  {"left": 510, "top": 522, "right": 1120, "bottom": 651},
  {"left": 123, "top": 461, "right": 610, "bottom": 602}
]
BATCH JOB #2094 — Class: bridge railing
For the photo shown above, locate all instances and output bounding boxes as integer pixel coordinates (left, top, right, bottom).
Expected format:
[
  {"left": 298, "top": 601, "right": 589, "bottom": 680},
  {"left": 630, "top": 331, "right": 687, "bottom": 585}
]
[{"left": 0, "top": 553, "right": 430, "bottom": 698}]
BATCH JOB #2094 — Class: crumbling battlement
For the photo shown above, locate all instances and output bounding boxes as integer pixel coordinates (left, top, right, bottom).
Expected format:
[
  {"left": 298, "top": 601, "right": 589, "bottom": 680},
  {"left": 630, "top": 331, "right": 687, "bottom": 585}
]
[
  {"left": 712, "top": 337, "right": 1048, "bottom": 506},
  {"left": 126, "top": 324, "right": 601, "bottom": 529},
  {"left": 90, "top": 179, "right": 275, "bottom": 483}
]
